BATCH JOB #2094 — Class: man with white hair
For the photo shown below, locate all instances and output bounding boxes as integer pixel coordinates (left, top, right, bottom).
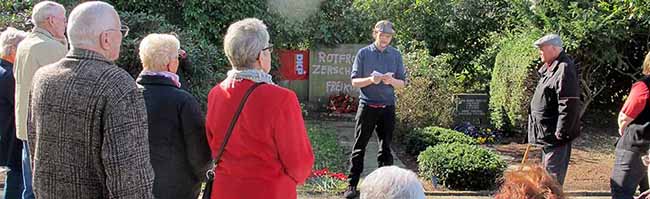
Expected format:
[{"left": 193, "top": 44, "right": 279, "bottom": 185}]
[
  {"left": 528, "top": 34, "right": 581, "bottom": 186},
  {"left": 0, "top": 27, "right": 27, "bottom": 199},
  {"left": 13, "top": 1, "right": 68, "bottom": 198},
  {"left": 359, "top": 166, "right": 425, "bottom": 199},
  {"left": 28, "top": 1, "right": 154, "bottom": 198}
]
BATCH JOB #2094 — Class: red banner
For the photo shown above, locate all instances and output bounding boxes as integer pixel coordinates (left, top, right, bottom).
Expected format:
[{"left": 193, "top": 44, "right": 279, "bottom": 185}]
[{"left": 278, "top": 50, "right": 309, "bottom": 80}]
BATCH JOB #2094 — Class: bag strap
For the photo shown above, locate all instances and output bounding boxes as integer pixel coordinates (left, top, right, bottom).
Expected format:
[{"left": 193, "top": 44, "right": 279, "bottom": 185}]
[{"left": 209, "top": 82, "right": 264, "bottom": 173}]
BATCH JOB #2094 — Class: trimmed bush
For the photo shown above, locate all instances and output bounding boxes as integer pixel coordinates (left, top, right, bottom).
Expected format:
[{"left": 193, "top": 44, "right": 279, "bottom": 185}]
[
  {"left": 418, "top": 143, "right": 507, "bottom": 191},
  {"left": 489, "top": 29, "right": 542, "bottom": 132},
  {"left": 405, "top": 126, "right": 477, "bottom": 156}
]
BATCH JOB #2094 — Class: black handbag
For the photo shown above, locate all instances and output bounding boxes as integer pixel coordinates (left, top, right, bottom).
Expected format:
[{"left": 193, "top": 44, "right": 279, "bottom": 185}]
[{"left": 201, "top": 82, "right": 264, "bottom": 199}]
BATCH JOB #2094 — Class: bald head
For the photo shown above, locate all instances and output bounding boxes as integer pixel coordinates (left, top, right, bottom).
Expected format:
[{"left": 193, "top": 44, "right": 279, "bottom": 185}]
[
  {"left": 67, "top": 1, "right": 120, "bottom": 48},
  {"left": 67, "top": 1, "right": 122, "bottom": 61}
]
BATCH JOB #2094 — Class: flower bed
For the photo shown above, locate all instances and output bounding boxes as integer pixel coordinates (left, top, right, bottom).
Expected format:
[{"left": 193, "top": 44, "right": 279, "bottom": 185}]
[
  {"left": 326, "top": 93, "right": 358, "bottom": 113},
  {"left": 302, "top": 168, "right": 348, "bottom": 193},
  {"left": 453, "top": 122, "right": 504, "bottom": 144}
]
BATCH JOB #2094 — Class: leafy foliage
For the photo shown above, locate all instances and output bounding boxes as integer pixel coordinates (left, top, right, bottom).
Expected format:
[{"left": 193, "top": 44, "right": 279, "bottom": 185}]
[
  {"left": 405, "top": 126, "right": 477, "bottom": 156},
  {"left": 116, "top": 12, "right": 226, "bottom": 108},
  {"left": 489, "top": 29, "right": 542, "bottom": 132},
  {"left": 0, "top": 1, "right": 32, "bottom": 30},
  {"left": 354, "top": 0, "right": 513, "bottom": 92},
  {"left": 418, "top": 143, "right": 507, "bottom": 191},
  {"left": 307, "top": 126, "right": 347, "bottom": 173},
  {"left": 395, "top": 43, "right": 457, "bottom": 136},
  {"left": 511, "top": 0, "right": 650, "bottom": 115}
]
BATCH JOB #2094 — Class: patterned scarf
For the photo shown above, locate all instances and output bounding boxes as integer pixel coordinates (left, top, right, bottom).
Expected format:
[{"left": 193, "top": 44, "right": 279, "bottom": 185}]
[
  {"left": 140, "top": 70, "right": 181, "bottom": 88},
  {"left": 223, "top": 69, "right": 274, "bottom": 88}
]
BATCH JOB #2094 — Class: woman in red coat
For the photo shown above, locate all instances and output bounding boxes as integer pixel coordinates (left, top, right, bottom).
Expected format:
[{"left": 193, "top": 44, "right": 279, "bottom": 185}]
[{"left": 205, "top": 18, "right": 314, "bottom": 199}]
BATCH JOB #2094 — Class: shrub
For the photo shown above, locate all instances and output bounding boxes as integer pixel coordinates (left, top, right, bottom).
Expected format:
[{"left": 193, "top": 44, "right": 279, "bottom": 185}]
[
  {"left": 354, "top": 0, "right": 512, "bottom": 91},
  {"left": 418, "top": 143, "right": 507, "bottom": 191},
  {"left": 307, "top": 126, "right": 347, "bottom": 173},
  {"left": 0, "top": 1, "right": 32, "bottom": 30},
  {"left": 117, "top": 11, "right": 227, "bottom": 109},
  {"left": 489, "top": 29, "right": 542, "bottom": 132},
  {"left": 405, "top": 126, "right": 477, "bottom": 156},
  {"left": 395, "top": 44, "right": 457, "bottom": 137}
]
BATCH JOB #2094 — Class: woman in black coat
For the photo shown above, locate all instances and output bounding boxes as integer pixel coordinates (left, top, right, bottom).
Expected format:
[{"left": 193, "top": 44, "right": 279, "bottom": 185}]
[{"left": 136, "top": 33, "right": 211, "bottom": 199}]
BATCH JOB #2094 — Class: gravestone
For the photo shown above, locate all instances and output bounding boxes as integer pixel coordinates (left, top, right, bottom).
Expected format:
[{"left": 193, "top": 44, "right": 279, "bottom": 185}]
[
  {"left": 454, "top": 93, "right": 490, "bottom": 127},
  {"left": 308, "top": 44, "right": 365, "bottom": 106}
]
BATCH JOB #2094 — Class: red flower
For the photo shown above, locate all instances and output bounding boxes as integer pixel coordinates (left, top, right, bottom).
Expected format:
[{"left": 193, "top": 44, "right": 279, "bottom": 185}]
[
  {"left": 312, "top": 168, "right": 329, "bottom": 177},
  {"left": 329, "top": 172, "right": 348, "bottom": 181}
]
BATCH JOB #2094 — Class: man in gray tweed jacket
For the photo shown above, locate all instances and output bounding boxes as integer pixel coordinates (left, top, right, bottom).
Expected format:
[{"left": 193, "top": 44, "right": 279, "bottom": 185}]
[{"left": 27, "top": 2, "right": 155, "bottom": 198}]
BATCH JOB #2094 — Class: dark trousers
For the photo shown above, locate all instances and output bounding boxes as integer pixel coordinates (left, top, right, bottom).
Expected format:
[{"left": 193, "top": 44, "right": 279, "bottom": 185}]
[
  {"left": 542, "top": 142, "right": 572, "bottom": 185},
  {"left": 347, "top": 103, "right": 395, "bottom": 187},
  {"left": 610, "top": 146, "right": 649, "bottom": 199},
  {"left": 3, "top": 164, "right": 23, "bottom": 199}
]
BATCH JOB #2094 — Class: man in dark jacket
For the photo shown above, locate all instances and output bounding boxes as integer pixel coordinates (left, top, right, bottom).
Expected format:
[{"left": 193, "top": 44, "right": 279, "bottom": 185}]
[{"left": 528, "top": 34, "right": 581, "bottom": 186}]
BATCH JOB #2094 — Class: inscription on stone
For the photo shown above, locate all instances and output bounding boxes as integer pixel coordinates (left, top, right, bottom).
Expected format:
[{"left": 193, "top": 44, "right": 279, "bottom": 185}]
[{"left": 454, "top": 93, "right": 489, "bottom": 126}]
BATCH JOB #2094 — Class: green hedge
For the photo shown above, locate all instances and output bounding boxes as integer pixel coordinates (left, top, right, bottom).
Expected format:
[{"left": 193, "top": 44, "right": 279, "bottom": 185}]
[
  {"left": 116, "top": 12, "right": 227, "bottom": 109},
  {"left": 395, "top": 43, "right": 458, "bottom": 136},
  {"left": 405, "top": 126, "right": 477, "bottom": 156},
  {"left": 489, "top": 29, "right": 542, "bottom": 132},
  {"left": 308, "top": 126, "right": 347, "bottom": 173},
  {"left": 418, "top": 143, "right": 506, "bottom": 191}
]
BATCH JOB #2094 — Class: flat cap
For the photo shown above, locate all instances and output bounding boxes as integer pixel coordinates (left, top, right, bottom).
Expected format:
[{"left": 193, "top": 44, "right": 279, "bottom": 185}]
[
  {"left": 533, "top": 34, "right": 562, "bottom": 48},
  {"left": 374, "top": 20, "right": 395, "bottom": 34}
]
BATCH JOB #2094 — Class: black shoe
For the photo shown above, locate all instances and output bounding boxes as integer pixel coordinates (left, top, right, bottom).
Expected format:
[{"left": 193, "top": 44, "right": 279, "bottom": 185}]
[{"left": 343, "top": 186, "right": 358, "bottom": 199}]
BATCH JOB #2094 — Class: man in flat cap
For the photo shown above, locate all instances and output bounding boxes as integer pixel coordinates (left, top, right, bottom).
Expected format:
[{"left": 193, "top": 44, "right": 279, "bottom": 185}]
[
  {"left": 343, "top": 20, "right": 406, "bottom": 198},
  {"left": 528, "top": 34, "right": 581, "bottom": 186}
]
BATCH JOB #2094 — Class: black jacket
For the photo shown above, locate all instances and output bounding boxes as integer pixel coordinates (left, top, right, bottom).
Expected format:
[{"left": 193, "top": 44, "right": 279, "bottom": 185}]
[
  {"left": 528, "top": 51, "right": 582, "bottom": 147},
  {"left": 0, "top": 59, "right": 22, "bottom": 167},
  {"left": 136, "top": 74, "right": 211, "bottom": 199}
]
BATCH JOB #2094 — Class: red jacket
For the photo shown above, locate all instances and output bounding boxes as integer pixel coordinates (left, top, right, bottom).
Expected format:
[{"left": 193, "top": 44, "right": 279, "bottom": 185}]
[{"left": 206, "top": 79, "right": 314, "bottom": 199}]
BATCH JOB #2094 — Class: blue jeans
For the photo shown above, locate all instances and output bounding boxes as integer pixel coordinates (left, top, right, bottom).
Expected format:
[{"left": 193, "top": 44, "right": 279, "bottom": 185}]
[
  {"left": 21, "top": 141, "right": 34, "bottom": 199},
  {"left": 3, "top": 164, "right": 24, "bottom": 199}
]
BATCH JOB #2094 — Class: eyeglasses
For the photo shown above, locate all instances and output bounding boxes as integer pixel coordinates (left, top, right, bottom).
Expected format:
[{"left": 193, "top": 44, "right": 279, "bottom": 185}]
[
  {"left": 262, "top": 44, "right": 273, "bottom": 53},
  {"left": 106, "top": 24, "right": 130, "bottom": 38}
]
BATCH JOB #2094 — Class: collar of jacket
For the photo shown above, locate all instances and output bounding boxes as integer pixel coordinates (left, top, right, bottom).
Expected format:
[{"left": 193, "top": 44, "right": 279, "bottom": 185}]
[
  {"left": 0, "top": 58, "right": 12, "bottom": 70},
  {"left": 32, "top": 27, "right": 66, "bottom": 45},
  {"left": 136, "top": 74, "right": 179, "bottom": 88},
  {"left": 65, "top": 48, "right": 113, "bottom": 65},
  {"left": 538, "top": 51, "right": 567, "bottom": 75}
]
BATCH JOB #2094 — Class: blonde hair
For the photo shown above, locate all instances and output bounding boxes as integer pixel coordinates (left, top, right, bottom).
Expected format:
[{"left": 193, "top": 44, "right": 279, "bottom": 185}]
[
  {"left": 138, "top": 33, "right": 180, "bottom": 72},
  {"left": 0, "top": 27, "right": 28, "bottom": 57},
  {"left": 643, "top": 51, "right": 650, "bottom": 76}
]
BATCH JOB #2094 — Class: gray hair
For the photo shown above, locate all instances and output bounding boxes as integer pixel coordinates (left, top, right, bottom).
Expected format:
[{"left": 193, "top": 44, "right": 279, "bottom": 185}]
[
  {"left": 139, "top": 33, "right": 180, "bottom": 71},
  {"left": 67, "top": 1, "right": 119, "bottom": 48},
  {"left": 359, "top": 166, "right": 426, "bottom": 199},
  {"left": 223, "top": 18, "right": 269, "bottom": 69},
  {"left": 31, "top": 1, "right": 65, "bottom": 27},
  {"left": 0, "top": 27, "right": 28, "bottom": 57}
]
